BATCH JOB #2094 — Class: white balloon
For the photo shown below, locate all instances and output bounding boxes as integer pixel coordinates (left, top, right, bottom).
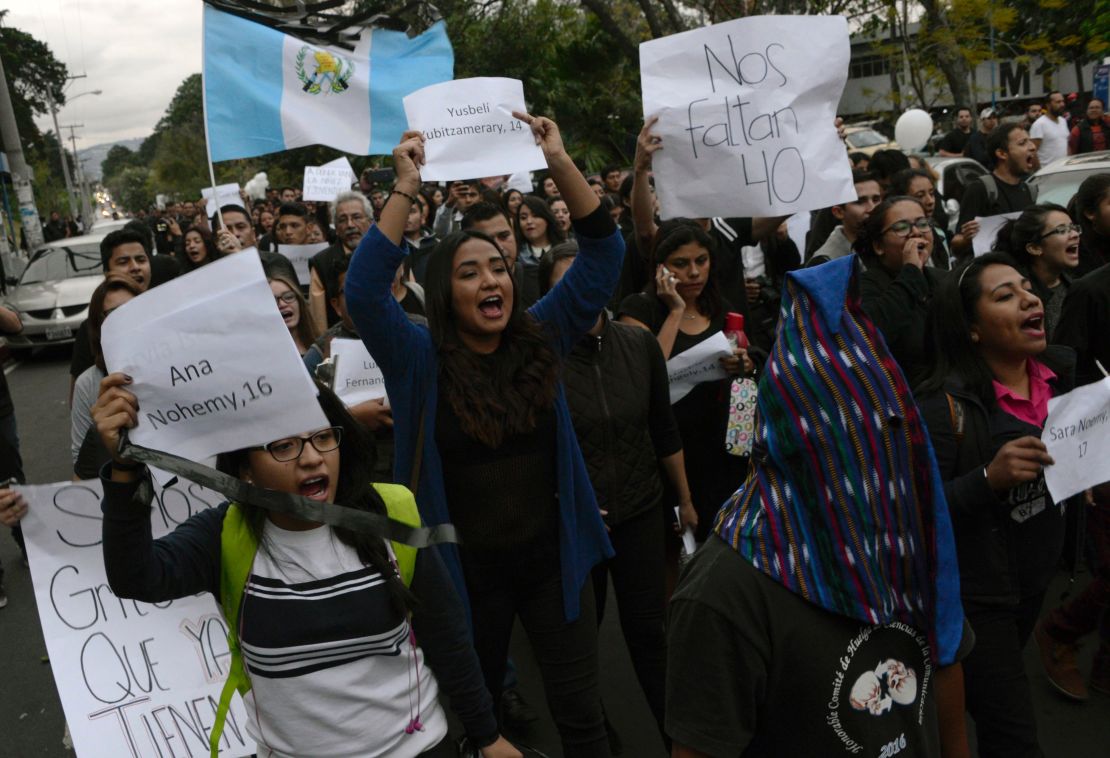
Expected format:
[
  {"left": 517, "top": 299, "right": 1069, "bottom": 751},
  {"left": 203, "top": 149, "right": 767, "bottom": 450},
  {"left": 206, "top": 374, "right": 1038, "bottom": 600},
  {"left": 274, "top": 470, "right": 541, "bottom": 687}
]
[{"left": 894, "top": 109, "right": 933, "bottom": 152}]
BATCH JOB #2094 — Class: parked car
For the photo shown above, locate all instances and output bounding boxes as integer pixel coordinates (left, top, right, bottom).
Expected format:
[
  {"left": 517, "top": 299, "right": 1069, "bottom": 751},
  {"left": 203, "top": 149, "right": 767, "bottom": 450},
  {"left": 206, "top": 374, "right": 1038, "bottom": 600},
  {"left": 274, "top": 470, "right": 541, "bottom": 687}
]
[
  {"left": 1, "top": 234, "right": 104, "bottom": 352},
  {"left": 843, "top": 125, "right": 899, "bottom": 156},
  {"left": 1029, "top": 151, "right": 1110, "bottom": 207},
  {"left": 924, "top": 156, "right": 988, "bottom": 232}
]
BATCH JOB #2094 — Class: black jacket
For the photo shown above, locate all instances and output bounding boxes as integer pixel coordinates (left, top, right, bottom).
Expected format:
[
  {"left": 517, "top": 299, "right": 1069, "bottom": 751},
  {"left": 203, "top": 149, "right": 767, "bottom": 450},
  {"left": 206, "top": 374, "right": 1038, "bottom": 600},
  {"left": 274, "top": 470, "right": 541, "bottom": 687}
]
[
  {"left": 1055, "top": 262, "right": 1110, "bottom": 387},
  {"left": 860, "top": 263, "right": 947, "bottom": 386},
  {"left": 562, "top": 316, "right": 682, "bottom": 526},
  {"left": 917, "top": 345, "right": 1075, "bottom": 606}
]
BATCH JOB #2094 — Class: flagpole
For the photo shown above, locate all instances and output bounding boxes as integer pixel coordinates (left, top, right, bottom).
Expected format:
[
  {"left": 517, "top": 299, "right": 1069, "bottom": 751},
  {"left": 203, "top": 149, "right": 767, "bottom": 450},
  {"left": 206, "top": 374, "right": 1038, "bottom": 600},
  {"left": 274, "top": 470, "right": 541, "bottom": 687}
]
[{"left": 200, "top": 4, "right": 225, "bottom": 230}]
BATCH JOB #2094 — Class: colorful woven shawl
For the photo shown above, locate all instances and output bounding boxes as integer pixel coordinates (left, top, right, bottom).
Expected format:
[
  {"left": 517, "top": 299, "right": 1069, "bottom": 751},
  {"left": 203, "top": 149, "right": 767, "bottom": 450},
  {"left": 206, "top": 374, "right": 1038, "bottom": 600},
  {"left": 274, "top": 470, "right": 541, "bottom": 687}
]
[{"left": 714, "top": 255, "right": 964, "bottom": 665}]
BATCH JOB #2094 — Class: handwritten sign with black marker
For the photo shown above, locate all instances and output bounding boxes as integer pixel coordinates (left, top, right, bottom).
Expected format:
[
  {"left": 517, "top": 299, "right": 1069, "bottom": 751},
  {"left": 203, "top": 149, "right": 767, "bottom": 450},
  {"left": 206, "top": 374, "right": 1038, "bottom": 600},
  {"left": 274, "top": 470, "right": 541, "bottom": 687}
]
[
  {"left": 1043, "top": 377, "right": 1110, "bottom": 503},
  {"left": 19, "top": 480, "right": 255, "bottom": 758},
  {"left": 640, "top": 15, "right": 856, "bottom": 219},
  {"left": 101, "top": 249, "right": 328, "bottom": 461}
]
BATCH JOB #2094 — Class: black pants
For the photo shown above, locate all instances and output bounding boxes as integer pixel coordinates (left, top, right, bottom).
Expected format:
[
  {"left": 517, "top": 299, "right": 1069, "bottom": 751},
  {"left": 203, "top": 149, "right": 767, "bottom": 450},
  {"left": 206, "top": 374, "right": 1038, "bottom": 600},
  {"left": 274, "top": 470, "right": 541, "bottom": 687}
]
[
  {"left": 462, "top": 540, "right": 609, "bottom": 758},
  {"left": 963, "top": 593, "right": 1047, "bottom": 758},
  {"left": 591, "top": 506, "right": 667, "bottom": 735}
]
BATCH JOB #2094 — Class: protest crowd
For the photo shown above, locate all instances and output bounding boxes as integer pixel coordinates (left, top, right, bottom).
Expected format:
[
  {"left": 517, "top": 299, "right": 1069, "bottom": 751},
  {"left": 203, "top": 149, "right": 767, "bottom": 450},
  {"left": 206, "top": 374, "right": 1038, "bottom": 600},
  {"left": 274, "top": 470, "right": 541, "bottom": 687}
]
[{"left": 3, "top": 8, "right": 1110, "bottom": 758}]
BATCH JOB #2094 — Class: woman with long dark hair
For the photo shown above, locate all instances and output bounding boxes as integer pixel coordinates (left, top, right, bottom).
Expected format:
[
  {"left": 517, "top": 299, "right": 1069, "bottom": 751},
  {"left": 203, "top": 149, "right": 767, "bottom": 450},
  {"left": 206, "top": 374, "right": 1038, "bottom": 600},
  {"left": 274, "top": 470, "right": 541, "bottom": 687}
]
[
  {"left": 345, "top": 114, "right": 623, "bottom": 757},
  {"left": 179, "top": 226, "right": 221, "bottom": 271},
  {"left": 269, "top": 274, "right": 320, "bottom": 356},
  {"left": 890, "top": 168, "right": 958, "bottom": 269},
  {"left": 515, "top": 194, "right": 565, "bottom": 266},
  {"left": 992, "top": 203, "right": 1080, "bottom": 340},
  {"left": 1071, "top": 172, "right": 1110, "bottom": 274},
  {"left": 501, "top": 188, "right": 524, "bottom": 224},
  {"left": 618, "top": 220, "right": 751, "bottom": 544},
  {"left": 916, "top": 252, "right": 1073, "bottom": 758},
  {"left": 854, "top": 195, "right": 947, "bottom": 384},
  {"left": 93, "top": 378, "right": 518, "bottom": 758}
]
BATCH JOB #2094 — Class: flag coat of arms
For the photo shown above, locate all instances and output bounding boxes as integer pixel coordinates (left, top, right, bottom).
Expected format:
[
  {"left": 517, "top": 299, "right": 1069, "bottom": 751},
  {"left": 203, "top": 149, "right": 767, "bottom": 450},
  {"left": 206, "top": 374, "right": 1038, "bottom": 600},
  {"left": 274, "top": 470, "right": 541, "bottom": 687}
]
[{"left": 203, "top": 5, "right": 454, "bottom": 161}]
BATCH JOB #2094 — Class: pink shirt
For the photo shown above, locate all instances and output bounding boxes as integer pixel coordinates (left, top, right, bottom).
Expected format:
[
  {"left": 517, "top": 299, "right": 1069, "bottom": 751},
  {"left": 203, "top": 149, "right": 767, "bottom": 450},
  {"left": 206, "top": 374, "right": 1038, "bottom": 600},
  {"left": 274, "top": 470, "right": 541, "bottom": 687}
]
[{"left": 992, "top": 359, "right": 1056, "bottom": 427}]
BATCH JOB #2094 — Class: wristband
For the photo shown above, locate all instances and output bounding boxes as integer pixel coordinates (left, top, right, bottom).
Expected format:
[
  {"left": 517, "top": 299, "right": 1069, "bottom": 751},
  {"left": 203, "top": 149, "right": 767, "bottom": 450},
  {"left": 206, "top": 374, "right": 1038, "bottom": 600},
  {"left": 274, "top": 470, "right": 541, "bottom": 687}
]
[{"left": 391, "top": 188, "right": 418, "bottom": 205}]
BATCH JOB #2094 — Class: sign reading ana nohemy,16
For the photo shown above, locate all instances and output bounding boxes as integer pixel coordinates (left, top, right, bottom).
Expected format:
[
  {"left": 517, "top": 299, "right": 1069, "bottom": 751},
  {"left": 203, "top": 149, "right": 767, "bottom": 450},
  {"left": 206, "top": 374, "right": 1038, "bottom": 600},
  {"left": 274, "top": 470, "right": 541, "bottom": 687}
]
[
  {"left": 101, "top": 249, "right": 328, "bottom": 461},
  {"left": 1042, "top": 377, "right": 1110, "bottom": 503},
  {"left": 403, "top": 77, "right": 547, "bottom": 181},
  {"left": 19, "top": 480, "right": 255, "bottom": 758},
  {"left": 640, "top": 15, "right": 856, "bottom": 220}
]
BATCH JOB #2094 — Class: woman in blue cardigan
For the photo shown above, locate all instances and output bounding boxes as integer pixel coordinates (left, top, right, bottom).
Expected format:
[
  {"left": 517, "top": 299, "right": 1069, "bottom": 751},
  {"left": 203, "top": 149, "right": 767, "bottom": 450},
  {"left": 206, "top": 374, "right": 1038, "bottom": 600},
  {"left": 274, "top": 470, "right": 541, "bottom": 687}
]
[{"left": 346, "top": 115, "right": 624, "bottom": 757}]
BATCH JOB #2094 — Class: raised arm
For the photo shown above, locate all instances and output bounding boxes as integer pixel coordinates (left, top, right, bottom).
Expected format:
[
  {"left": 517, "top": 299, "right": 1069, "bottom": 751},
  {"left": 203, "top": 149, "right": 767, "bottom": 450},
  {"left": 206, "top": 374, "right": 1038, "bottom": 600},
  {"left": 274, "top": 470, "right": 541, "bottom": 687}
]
[
  {"left": 345, "top": 133, "right": 433, "bottom": 380},
  {"left": 632, "top": 117, "right": 663, "bottom": 250},
  {"left": 517, "top": 112, "right": 624, "bottom": 354}
]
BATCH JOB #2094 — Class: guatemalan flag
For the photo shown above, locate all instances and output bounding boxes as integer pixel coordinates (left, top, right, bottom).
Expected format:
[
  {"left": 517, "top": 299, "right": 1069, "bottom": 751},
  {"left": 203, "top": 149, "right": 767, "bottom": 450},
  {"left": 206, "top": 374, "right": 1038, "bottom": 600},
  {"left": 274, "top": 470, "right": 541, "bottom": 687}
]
[{"left": 202, "top": 5, "right": 453, "bottom": 161}]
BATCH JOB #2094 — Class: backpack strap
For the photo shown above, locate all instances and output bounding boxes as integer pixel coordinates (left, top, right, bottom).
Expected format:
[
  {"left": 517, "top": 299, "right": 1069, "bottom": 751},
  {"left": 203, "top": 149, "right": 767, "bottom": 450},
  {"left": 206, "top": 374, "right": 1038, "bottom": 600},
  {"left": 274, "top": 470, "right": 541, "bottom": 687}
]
[
  {"left": 946, "top": 393, "right": 966, "bottom": 445},
  {"left": 374, "top": 482, "right": 422, "bottom": 586},
  {"left": 210, "top": 504, "right": 257, "bottom": 758},
  {"left": 980, "top": 174, "right": 998, "bottom": 208}
]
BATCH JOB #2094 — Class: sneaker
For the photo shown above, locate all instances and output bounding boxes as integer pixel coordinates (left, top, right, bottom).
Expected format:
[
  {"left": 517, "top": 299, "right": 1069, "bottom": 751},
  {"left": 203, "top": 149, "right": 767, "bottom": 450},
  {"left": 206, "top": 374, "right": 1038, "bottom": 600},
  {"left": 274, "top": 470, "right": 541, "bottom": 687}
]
[
  {"left": 1034, "top": 622, "right": 1089, "bottom": 700},
  {"left": 501, "top": 688, "right": 538, "bottom": 730},
  {"left": 0, "top": 584, "right": 7, "bottom": 609},
  {"left": 1091, "top": 648, "right": 1110, "bottom": 696}
]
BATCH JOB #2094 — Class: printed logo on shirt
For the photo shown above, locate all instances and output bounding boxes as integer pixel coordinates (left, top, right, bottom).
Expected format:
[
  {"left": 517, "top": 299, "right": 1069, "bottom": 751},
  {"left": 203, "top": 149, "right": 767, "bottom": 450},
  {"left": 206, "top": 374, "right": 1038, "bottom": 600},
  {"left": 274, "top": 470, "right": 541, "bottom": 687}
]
[
  {"left": 1008, "top": 475, "right": 1049, "bottom": 523},
  {"left": 826, "top": 622, "right": 932, "bottom": 754}
]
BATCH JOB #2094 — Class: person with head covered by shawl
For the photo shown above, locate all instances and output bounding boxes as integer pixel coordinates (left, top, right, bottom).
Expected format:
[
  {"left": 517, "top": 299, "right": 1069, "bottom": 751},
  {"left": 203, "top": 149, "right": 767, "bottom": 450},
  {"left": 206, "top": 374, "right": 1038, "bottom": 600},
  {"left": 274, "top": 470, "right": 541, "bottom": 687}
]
[{"left": 665, "top": 255, "right": 972, "bottom": 758}]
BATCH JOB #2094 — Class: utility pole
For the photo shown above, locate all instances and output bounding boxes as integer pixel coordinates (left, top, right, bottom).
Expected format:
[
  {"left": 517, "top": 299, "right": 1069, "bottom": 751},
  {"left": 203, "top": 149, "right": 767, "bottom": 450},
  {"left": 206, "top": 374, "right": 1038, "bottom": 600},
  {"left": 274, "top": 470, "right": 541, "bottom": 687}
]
[
  {"left": 62, "top": 124, "right": 93, "bottom": 228},
  {"left": 46, "top": 73, "right": 85, "bottom": 222},
  {"left": 0, "top": 52, "right": 44, "bottom": 249}
]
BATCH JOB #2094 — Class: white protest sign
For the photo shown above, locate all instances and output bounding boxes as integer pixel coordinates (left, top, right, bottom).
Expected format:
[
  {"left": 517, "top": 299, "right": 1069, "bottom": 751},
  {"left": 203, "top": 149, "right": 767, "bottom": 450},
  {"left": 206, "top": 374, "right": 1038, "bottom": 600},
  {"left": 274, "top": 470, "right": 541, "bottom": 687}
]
[
  {"left": 506, "top": 171, "right": 534, "bottom": 194},
  {"left": 973, "top": 212, "right": 1021, "bottom": 256},
  {"left": 302, "top": 157, "right": 356, "bottom": 202},
  {"left": 666, "top": 331, "right": 733, "bottom": 404},
  {"left": 331, "top": 338, "right": 387, "bottom": 406},
  {"left": 19, "top": 480, "right": 254, "bottom": 758},
  {"left": 404, "top": 77, "right": 546, "bottom": 181},
  {"left": 276, "top": 241, "right": 330, "bottom": 286},
  {"left": 201, "top": 183, "right": 242, "bottom": 217},
  {"left": 101, "top": 248, "right": 328, "bottom": 461},
  {"left": 1042, "top": 377, "right": 1110, "bottom": 502},
  {"left": 640, "top": 15, "right": 855, "bottom": 220}
]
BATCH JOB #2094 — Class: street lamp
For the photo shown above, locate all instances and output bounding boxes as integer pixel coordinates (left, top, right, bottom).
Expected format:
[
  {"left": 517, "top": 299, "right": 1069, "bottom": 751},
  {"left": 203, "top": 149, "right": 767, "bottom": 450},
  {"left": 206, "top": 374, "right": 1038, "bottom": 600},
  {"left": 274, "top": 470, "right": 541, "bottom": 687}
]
[{"left": 45, "top": 86, "right": 102, "bottom": 228}]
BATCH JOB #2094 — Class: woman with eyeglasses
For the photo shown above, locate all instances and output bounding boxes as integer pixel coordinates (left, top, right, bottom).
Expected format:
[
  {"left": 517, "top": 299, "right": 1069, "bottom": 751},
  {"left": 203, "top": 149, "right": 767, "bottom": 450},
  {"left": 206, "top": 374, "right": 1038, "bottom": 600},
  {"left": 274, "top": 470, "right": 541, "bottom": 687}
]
[
  {"left": 992, "top": 204, "right": 1081, "bottom": 341},
  {"left": 915, "top": 252, "right": 1073, "bottom": 758},
  {"left": 93, "top": 377, "right": 520, "bottom": 758},
  {"left": 854, "top": 195, "right": 947, "bottom": 384},
  {"left": 270, "top": 275, "right": 321, "bottom": 356}
]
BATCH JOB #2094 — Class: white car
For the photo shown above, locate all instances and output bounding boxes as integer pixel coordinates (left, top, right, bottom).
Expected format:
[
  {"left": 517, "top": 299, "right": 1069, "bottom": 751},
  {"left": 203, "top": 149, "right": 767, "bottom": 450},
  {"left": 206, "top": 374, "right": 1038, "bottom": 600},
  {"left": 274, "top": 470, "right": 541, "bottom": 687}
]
[
  {"left": 2, "top": 234, "right": 106, "bottom": 352},
  {"left": 1028, "top": 151, "right": 1110, "bottom": 207}
]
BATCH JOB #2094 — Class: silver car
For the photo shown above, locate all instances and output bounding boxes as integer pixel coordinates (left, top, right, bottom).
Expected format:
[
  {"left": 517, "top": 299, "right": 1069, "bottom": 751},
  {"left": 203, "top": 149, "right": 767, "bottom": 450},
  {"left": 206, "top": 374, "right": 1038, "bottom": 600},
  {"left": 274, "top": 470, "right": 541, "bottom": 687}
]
[
  {"left": 2, "top": 235, "right": 104, "bottom": 351},
  {"left": 1029, "top": 150, "right": 1110, "bottom": 206}
]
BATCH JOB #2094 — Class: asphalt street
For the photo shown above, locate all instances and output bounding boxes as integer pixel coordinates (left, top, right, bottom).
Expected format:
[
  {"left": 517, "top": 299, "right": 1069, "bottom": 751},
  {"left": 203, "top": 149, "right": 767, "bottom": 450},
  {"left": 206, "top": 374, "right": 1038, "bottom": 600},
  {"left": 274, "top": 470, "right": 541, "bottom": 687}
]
[{"left": 0, "top": 348, "right": 1107, "bottom": 757}]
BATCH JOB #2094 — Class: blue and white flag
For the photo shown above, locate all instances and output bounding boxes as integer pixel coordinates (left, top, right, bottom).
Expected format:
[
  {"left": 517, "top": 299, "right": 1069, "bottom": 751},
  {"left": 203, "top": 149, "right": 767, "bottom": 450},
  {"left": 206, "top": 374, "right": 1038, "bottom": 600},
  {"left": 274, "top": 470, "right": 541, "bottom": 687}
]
[{"left": 203, "top": 5, "right": 454, "bottom": 161}]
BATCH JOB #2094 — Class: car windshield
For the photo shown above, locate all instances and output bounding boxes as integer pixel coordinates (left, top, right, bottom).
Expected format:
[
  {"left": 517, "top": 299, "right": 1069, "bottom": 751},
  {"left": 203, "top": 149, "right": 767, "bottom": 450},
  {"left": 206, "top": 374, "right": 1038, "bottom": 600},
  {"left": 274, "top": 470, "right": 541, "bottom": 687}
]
[
  {"left": 20, "top": 244, "right": 103, "bottom": 284},
  {"left": 1030, "top": 168, "right": 1107, "bottom": 207},
  {"left": 846, "top": 129, "right": 888, "bottom": 148}
]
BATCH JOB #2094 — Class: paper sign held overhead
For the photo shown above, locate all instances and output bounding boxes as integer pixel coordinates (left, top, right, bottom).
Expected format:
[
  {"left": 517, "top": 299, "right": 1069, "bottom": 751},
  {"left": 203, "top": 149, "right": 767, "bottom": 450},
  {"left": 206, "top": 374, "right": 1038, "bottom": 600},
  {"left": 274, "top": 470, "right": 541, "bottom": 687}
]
[
  {"left": 1042, "top": 377, "right": 1110, "bottom": 503},
  {"left": 101, "top": 248, "right": 328, "bottom": 461},
  {"left": 19, "top": 480, "right": 255, "bottom": 758},
  {"left": 331, "top": 338, "right": 388, "bottom": 406},
  {"left": 201, "top": 183, "right": 243, "bottom": 216},
  {"left": 302, "top": 157, "right": 357, "bottom": 202},
  {"left": 639, "top": 15, "right": 856, "bottom": 220},
  {"left": 404, "top": 77, "right": 547, "bottom": 181}
]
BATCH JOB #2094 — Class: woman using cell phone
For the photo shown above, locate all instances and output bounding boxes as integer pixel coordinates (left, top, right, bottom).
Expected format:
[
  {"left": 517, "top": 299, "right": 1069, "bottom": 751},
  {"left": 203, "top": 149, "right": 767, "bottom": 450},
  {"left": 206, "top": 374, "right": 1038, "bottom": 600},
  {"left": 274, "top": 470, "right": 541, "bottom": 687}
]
[{"left": 345, "top": 113, "right": 623, "bottom": 757}]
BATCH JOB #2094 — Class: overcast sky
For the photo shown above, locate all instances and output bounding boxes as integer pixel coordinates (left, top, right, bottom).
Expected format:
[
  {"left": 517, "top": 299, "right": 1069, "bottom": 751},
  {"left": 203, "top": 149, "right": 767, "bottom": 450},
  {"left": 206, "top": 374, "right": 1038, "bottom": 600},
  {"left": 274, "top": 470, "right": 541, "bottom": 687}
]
[{"left": 6, "top": 0, "right": 201, "bottom": 149}]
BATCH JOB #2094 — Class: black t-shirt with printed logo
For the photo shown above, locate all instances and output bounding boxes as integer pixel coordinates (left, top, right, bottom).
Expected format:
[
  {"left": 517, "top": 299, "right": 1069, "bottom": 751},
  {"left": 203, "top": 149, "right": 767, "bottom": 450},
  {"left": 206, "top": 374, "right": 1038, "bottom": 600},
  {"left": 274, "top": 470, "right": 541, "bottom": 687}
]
[{"left": 667, "top": 536, "right": 972, "bottom": 757}]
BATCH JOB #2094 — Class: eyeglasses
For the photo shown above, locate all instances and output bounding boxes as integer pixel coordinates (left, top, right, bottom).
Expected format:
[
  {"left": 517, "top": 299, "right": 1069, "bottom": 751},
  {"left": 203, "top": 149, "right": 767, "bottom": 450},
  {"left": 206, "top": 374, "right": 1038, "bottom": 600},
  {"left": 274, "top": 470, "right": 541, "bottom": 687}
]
[
  {"left": 882, "top": 217, "right": 933, "bottom": 237},
  {"left": 260, "top": 427, "right": 342, "bottom": 462},
  {"left": 274, "top": 291, "right": 297, "bottom": 304},
  {"left": 1039, "top": 223, "right": 1081, "bottom": 240}
]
